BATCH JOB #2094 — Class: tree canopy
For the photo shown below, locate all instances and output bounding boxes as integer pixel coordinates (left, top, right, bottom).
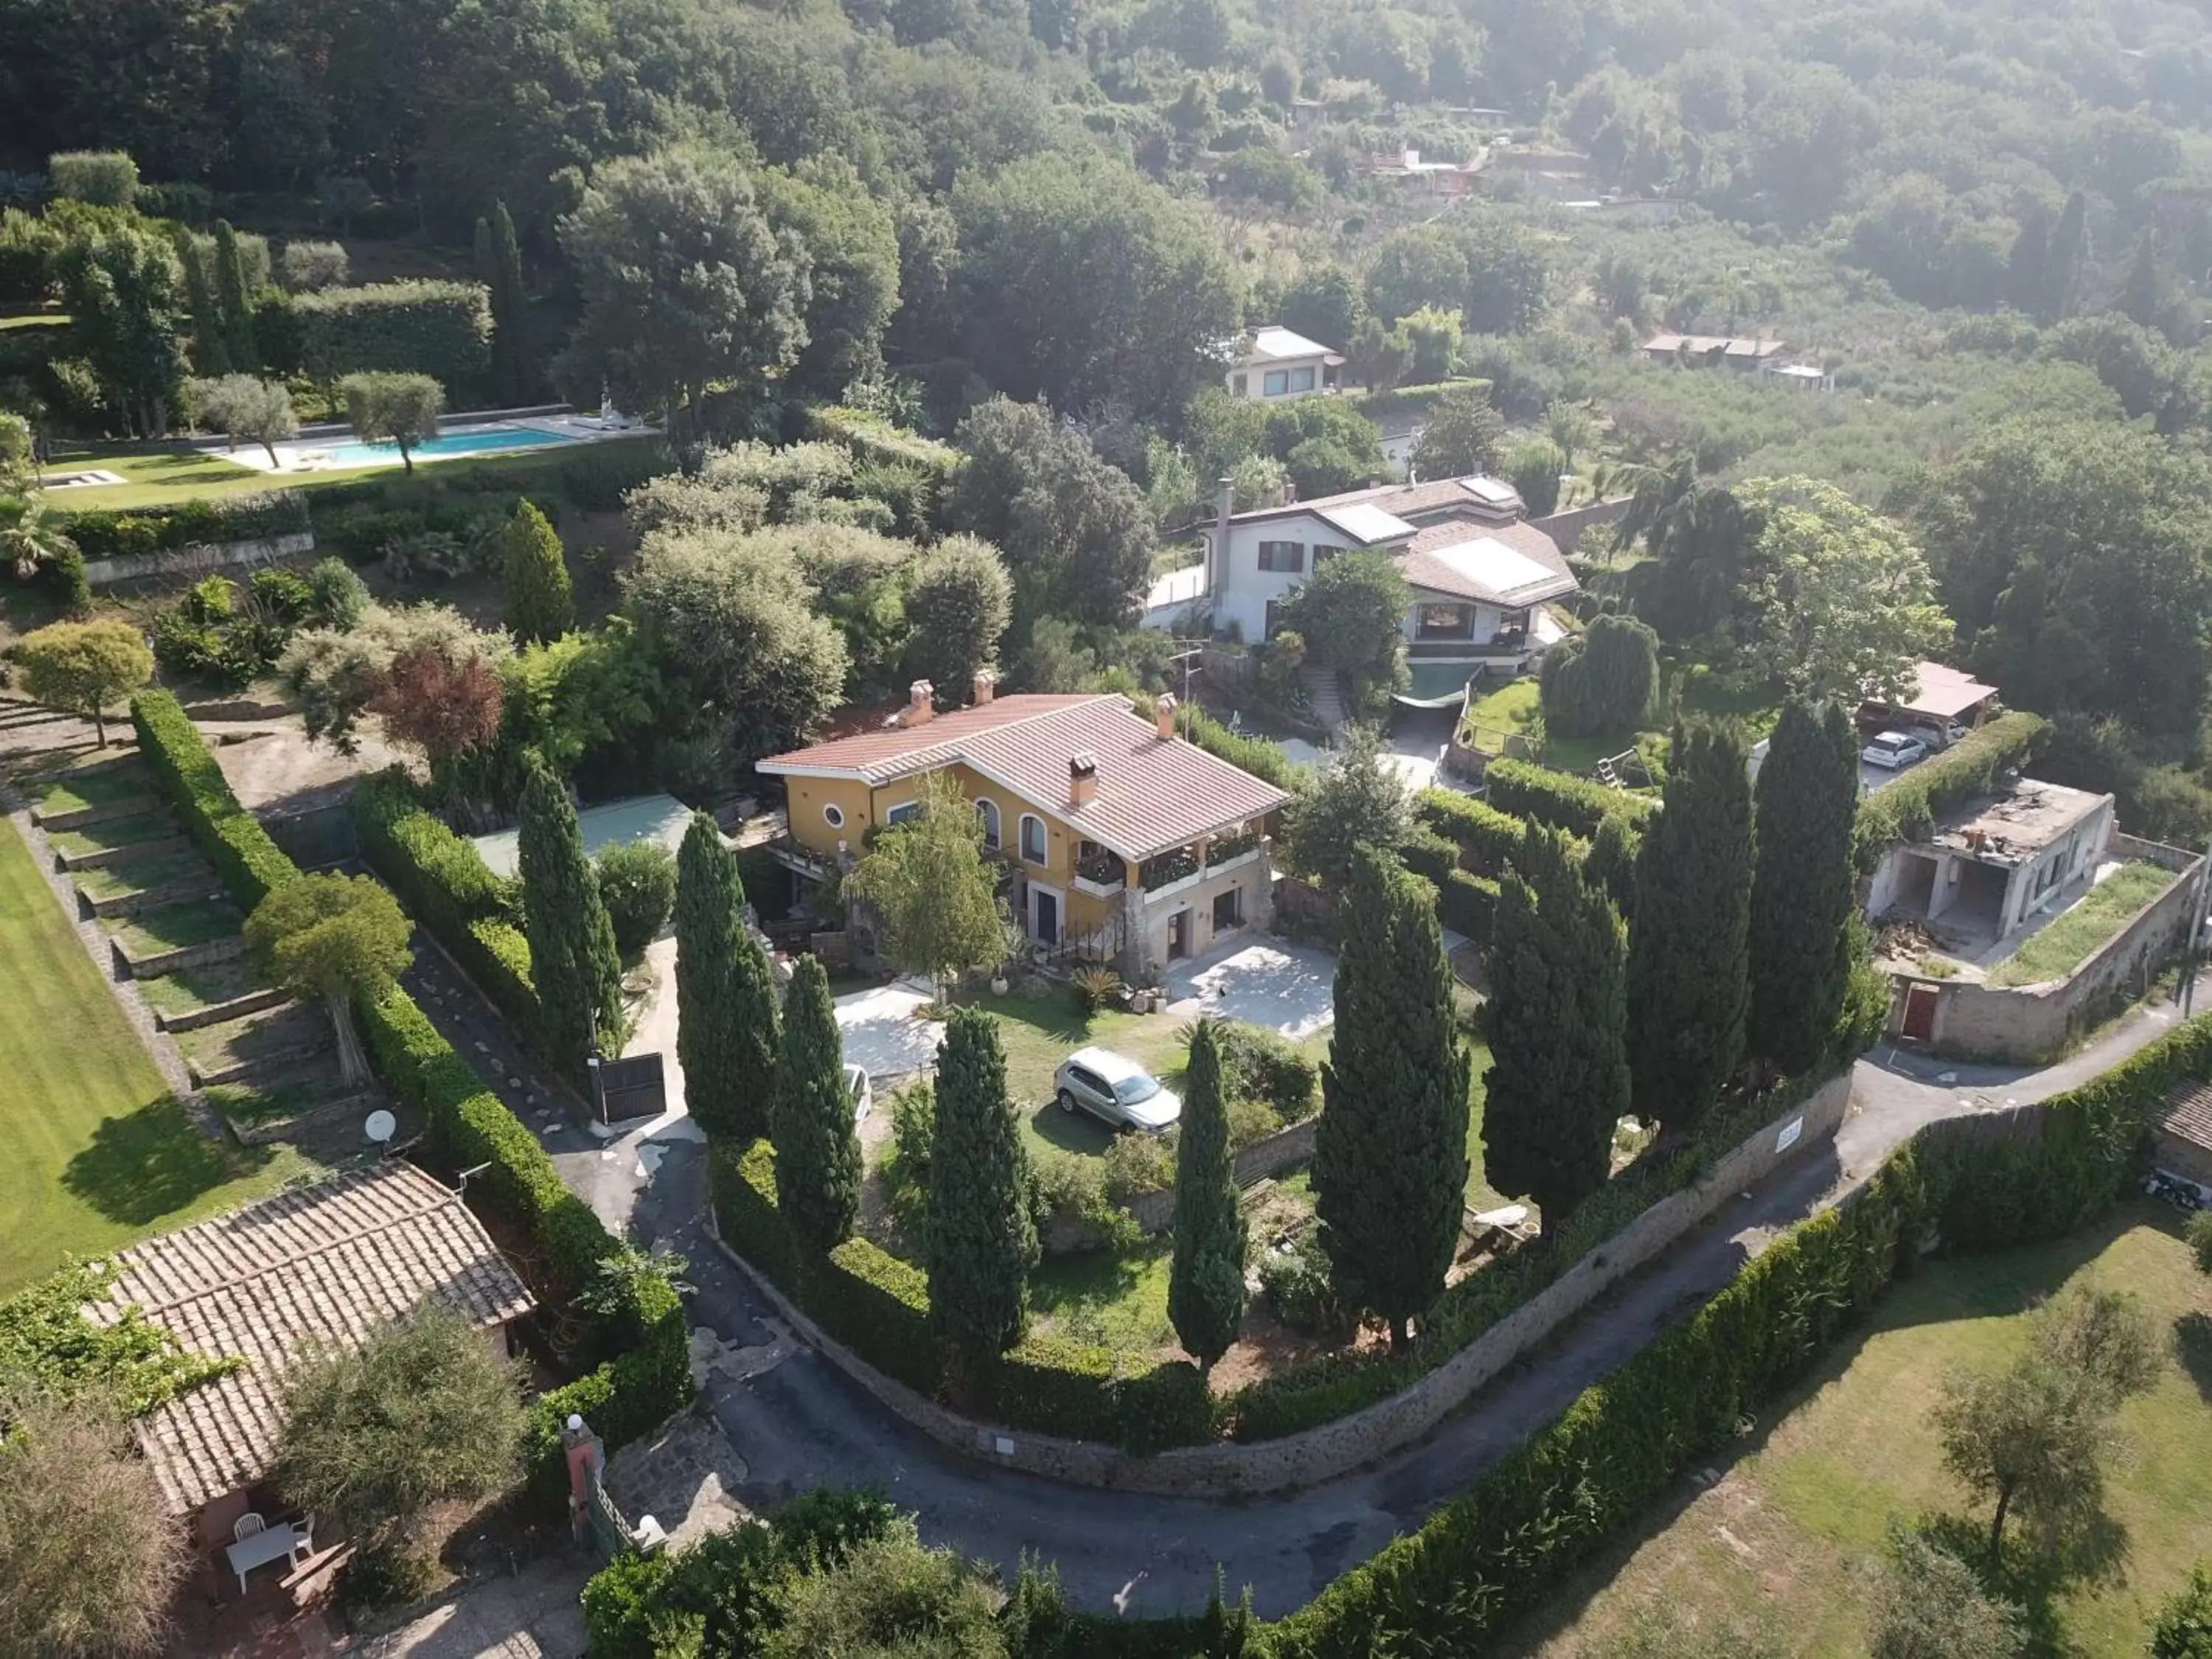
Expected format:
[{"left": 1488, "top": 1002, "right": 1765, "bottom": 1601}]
[
  {"left": 844, "top": 771, "right": 1010, "bottom": 996},
  {"left": 13, "top": 619, "right": 153, "bottom": 746}
]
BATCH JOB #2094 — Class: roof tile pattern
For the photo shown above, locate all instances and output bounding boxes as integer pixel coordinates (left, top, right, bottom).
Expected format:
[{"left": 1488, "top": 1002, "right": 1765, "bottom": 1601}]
[
  {"left": 1399, "top": 518, "right": 1576, "bottom": 605},
  {"left": 2160, "top": 1082, "right": 2212, "bottom": 1155},
  {"left": 86, "top": 1164, "right": 535, "bottom": 1515},
  {"left": 762, "top": 695, "right": 1293, "bottom": 860}
]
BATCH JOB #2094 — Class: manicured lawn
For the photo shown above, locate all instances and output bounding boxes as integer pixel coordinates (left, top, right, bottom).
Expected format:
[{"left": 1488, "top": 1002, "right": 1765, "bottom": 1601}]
[
  {"left": 73, "top": 847, "right": 218, "bottom": 904},
  {"left": 1032, "top": 1239, "right": 1176, "bottom": 1352},
  {"left": 109, "top": 897, "right": 244, "bottom": 958},
  {"left": 1989, "top": 862, "right": 2176, "bottom": 988},
  {"left": 1505, "top": 1203, "right": 2212, "bottom": 1658},
  {"left": 138, "top": 956, "right": 265, "bottom": 1020},
  {"left": 46, "top": 811, "right": 176, "bottom": 860},
  {"left": 1461, "top": 677, "right": 1621, "bottom": 775},
  {"left": 0, "top": 815, "right": 312, "bottom": 1293},
  {"left": 26, "top": 756, "right": 152, "bottom": 816}
]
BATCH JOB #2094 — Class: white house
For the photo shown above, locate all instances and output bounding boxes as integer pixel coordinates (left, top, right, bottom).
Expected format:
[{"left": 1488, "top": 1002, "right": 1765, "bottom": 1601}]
[
  {"left": 1182, "top": 473, "right": 1579, "bottom": 706},
  {"left": 1225, "top": 326, "right": 1343, "bottom": 401}
]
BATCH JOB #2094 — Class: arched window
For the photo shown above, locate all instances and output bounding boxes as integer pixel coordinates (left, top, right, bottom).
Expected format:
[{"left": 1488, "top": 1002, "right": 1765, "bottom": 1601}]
[
  {"left": 823, "top": 802, "right": 846, "bottom": 830},
  {"left": 975, "top": 797, "right": 1001, "bottom": 850},
  {"left": 1019, "top": 813, "right": 1046, "bottom": 864}
]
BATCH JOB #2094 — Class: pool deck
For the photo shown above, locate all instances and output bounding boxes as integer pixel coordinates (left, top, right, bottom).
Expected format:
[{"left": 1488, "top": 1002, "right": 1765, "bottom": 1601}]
[{"left": 218, "top": 411, "right": 658, "bottom": 476}]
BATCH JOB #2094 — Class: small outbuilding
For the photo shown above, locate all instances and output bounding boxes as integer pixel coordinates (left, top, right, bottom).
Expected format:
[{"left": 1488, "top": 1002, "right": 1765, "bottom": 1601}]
[{"left": 2154, "top": 1082, "right": 2212, "bottom": 1191}]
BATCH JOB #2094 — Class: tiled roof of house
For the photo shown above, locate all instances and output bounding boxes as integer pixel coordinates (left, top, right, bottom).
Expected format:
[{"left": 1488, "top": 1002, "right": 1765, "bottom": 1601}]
[
  {"left": 2159, "top": 1082, "right": 2212, "bottom": 1155},
  {"left": 1399, "top": 518, "right": 1577, "bottom": 606},
  {"left": 1223, "top": 474, "right": 1524, "bottom": 528},
  {"left": 85, "top": 1163, "right": 535, "bottom": 1516},
  {"left": 760, "top": 695, "right": 1293, "bottom": 860},
  {"left": 1245, "top": 325, "right": 1343, "bottom": 364}
]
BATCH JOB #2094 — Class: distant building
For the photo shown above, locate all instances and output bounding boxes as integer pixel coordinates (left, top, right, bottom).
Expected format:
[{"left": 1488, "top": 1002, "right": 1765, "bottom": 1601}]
[
  {"left": 1363, "top": 147, "right": 1482, "bottom": 196},
  {"left": 1865, "top": 777, "right": 2115, "bottom": 945},
  {"left": 1857, "top": 661, "right": 2001, "bottom": 745},
  {"left": 1638, "top": 333, "right": 1792, "bottom": 369},
  {"left": 1224, "top": 325, "right": 1343, "bottom": 401},
  {"left": 1486, "top": 146, "right": 1593, "bottom": 201}
]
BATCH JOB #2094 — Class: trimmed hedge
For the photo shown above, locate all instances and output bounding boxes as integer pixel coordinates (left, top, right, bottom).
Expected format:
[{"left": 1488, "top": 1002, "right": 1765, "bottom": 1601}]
[
  {"left": 710, "top": 1140, "right": 1216, "bottom": 1453},
  {"left": 1173, "top": 702, "right": 1304, "bottom": 794},
  {"left": 132, "top": 699, "right": 688, "bottom": 1503},
  {"left": 804, "top": 404, "right": 962, "bottom": 484},
  {"left": 352, "top": 769, "right": 542, "bottom": 1045},
  {"left": 288, "top": 279, "right": 492, "bottom": 392},
  {"left": 131, "top": 691, "right": 296, "bottom": 907},
  {"left": 1266, "top": 1012, "right": 2186, "bottom": 1657},
  {"left": 1413, "top": 787, "right": 1526, "bottom": 877},
  {"left": 64, "top": 492, "right": 309, "bottom": 565},
  {"left": 1484, "top": 756, "right": 1657, "bottom": 839},
  {"left": 1854, "top": 710, "right": 2051, "bottom": 869}
]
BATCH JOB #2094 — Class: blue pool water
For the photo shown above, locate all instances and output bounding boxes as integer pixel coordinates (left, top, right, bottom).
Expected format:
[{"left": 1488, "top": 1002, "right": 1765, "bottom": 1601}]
[{"left": 319, "top": 425, "right": 575, "bottom": 467}]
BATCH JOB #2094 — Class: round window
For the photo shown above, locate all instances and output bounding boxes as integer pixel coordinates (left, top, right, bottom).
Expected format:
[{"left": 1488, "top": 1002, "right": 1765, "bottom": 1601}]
[{"left": 823, "top": 803, "right": 846, "bottom": 829}]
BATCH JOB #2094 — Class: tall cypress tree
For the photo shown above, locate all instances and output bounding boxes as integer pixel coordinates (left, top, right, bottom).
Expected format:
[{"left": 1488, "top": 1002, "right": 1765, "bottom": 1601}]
[
  {"left": 518, "top": 755, "right": 621, "bottom": 1082},
  {"left": 925, "top": 1007, "right": 1038, "bottom": 1373},
  {"left": 172, "top": 229, "right": 229, "bottom": 377},
  {"left": 1626, "top": 722, "right": 1754, "bottom": 1133},
  {"left": 1169, "top": 1019, "right": 1247, "bottom": 1374},
  {"left": 1748, "top": 700, "right": 1861, "bottom": 1074},
  {"left": 476, "top": 199, "right": 529, "bottom": 403},
  {"left": 1312, "top": 846, "right": 1471, "bottom": 1353},
  {"left": 771, "top": 955, "right": 863, "bottom": 1253},
  {"left": 1484, "top": 823, "right": 1629, "bottom": 1239},
  {"left": 212, "top": 220, "right": 258, "bottom": 372},
  {"left": 2045, "top": 189, "right": 2089, "bottom": 323},
  {"left": 675, "top": 812, "right": 779, "bottom": 1142},
  {"left": 500, "top": 500, "right": 574, "bottom": 644}
]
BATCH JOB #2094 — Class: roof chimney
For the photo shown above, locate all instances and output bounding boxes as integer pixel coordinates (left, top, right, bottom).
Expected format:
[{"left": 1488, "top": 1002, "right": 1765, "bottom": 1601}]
[
  {"left": 1068, "top": 751, "right": 1098, "bottom": 808},
  {"left": 972, "top": 669, "right": 996, "bottom": 706},
  {"left": 1210, "top": 476, "right": 1235, "bottom": 597},
  {"left": 1155, "top": 692, "right": 1178, "bottom": 740},
  {"left": 906, "top": 680, "right": 934, "bottom": 726}
]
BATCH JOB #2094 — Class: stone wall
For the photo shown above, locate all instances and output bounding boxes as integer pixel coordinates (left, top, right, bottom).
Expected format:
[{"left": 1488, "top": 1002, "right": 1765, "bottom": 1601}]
[
  {"left": 717, "top": 1071, "right": 1851, "bottom": 1495},
  {"left": 1531, "top": 496, "right": 1632, "bottom": 554},
  {"left": 1892, "top": 842, "right": 2205, "bottom": 1062},
  {"left": 112, "top": 933, "right": 244, "bottom": 981},
  {"left": 83, "top": 531, "right": 315, "bottom": 588}
]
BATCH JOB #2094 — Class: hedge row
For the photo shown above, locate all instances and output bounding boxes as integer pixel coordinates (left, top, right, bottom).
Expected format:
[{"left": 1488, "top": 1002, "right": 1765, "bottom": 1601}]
[
  {"left": 352, "top": 769, "right": 542, "bottom": 1046},
  {"left": 63, "top": 491, "right": 310, "bottom": 565},
  {"left": 1483, "top": 757, "right": 1657, "bottom": 840},
  {"left": 131, "top": 690, "right": 295, "bottom": 907},
  {"left": 804, "top": 404, "right": 963, "bottom": 485},
  {"left": 131, "top": 699, "right": 688, "bottom": 1502},
  {"left": 287, "top": 279, "right": 493, "bottom": 393},
  {"left": 1397, "top": 828, "right": 1499, "bottom": 942},
  {"left": 1265, "top": 1010, "right": 2183, "bottom": 1657},
  {"left": 1172, "top": 702, "right": 1305, "bottom": 794},
  {"left": 1412, "top": 787, "right": 1525, "bottom": 877},
  {"left": 1341, "top": 376, "right": 1492, "bottom": 423},
  {"left": 1855, "top": 710, "right": 2051, "bottom": 869},
  {"left": 712, "top": 1141, "right": 1214, "bottom": 1453}
]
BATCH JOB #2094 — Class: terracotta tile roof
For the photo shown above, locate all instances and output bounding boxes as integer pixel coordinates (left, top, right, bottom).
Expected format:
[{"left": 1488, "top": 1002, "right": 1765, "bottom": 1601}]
[
  {"left": 1225, "top": 475, "right": 1525, "bottom": 528},
  {"left": 86, "top": 1164, "right": 535, "bottom": 1516},
  {"left": 2160, "top": 1082, "right": 2212, "bottom": 1155},
  {"left": 760, "top": 694, "right": 1293, "bottom": 860},
  {"left": 1399, "top": 518, "right": 1577, "bottom": 607}
]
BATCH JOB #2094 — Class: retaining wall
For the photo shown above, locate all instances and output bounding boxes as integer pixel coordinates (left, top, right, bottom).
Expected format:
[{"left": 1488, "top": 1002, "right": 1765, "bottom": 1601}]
[
  {"left": 1891, "top": 841, "right": 2205, "bottom": 1062},
  {"left": 156, "top": 986, "right": 291, "bottom": 1033},
  {"left": 33, "top": 795, "right": 159, "bottom": 832},
  {"left": 717, "top": 1071, "right": 1851, "bottom": 1496},
  {"left": 80, "top": 875, "right": 229, "bottom": 919},
  {"left": 83, "top": 531, "right": 315, "bottom": 588},
  {"left": 55, "top": 834, "right": 186, "bottom": 872},
  {"left": 113, "top": 933, "right": 244, "bottom": 981}
]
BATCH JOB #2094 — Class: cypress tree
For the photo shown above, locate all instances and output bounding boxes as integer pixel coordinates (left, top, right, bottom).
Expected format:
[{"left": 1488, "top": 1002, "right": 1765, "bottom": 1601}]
[
  {"left": 925, "top": 1007, "right": 1038, "bottom": 1372},
  {"left": 674, "top": 812, "right": 779, "bottom": 1143},
  {"left": 1484, "top": 823, "right": 1629, "bottom": 1239},
  {"left": 1748, "top": 700, "right": 1860, "bottom": 1074},
  {"left": 476, "top": 199, "right": 529, "bottom": 403},
  {"left": 1312, "top": 846, "right": 1472, "bottom": 1352},
  {"left": 500, "top": 500, "right": 574, "bottom": 644},
  {"left": 173, "top": 229, "right": 229, "bottom": 377},
  {"left": 212, "top": 220, "right": 258, "bottom": 372},
  {"left": 1627, "top": 721, "right": 1754, "bottom": 1133},
  {"left": 771, "top": 955, "right": 863, "bottom": 1253},
  {"left": 2045, "top": 189, "right": 2089, "bottom": 323},
  {"left": 518, "top": 755, "right": 622, "bottom": 1082},
  {"left": 2006, "top": 206, "right": 2049, "bottom": 315},
  {"left": 1168, "top": 1019, "right": 1248, "bottom": 1374}
]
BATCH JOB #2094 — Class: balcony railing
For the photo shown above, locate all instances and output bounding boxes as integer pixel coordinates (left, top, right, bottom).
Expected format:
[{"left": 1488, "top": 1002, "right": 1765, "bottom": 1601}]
[
  {"left": 1073, "top": 849, "right": 1127, "bottom": 897},
  {"left": 1140, "top": 846, "right": 1202, "bottom": 892},
  {"left": 1408, "top": 636, "right": 1537, "bottom": 660},
  {"left": 1206, "top": 829, "right": 1262, "bottom": 868}
]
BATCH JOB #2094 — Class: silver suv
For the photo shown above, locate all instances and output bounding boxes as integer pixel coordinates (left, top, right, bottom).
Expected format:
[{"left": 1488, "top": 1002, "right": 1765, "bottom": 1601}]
[{"left": 1053, "top": 1046, "right": 1181, "bottom": 1133}]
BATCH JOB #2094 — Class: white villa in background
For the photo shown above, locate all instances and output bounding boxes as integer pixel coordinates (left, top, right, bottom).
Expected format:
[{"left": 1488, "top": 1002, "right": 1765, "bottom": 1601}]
[
  {"left": 1225, "top": 326, "right": 1343, "bottom": 400},
  {"left": 1151, "top": 473, "right": 1579, "bottom": 707}
]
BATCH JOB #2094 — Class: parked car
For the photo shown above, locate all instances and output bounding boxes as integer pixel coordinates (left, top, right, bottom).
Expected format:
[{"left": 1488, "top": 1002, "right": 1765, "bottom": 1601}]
[
  {"left": 1861, "top": 730, "right": 1930, "bottom": 771},
  {"left": 844, "top": 1063, "right": 873, "bottom": 1126},
  {"left": 1054, "top": 1046, "right": 1182, "bottom": 1133}
]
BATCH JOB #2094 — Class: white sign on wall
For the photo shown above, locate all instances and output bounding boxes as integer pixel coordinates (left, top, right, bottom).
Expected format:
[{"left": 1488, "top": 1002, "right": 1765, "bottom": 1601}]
[{"left": 1775, "top": 1116, "right": 1804, "bottom": 1154}]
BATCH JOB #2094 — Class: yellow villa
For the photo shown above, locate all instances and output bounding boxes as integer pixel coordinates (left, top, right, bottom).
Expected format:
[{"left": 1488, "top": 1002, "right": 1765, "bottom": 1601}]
[{"left": 758, "top": 675, "right": 1293, "bottom": 978}]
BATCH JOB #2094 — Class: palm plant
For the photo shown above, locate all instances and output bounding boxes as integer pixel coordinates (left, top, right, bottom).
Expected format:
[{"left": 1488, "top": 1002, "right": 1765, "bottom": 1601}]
[{"left": 0, "top": 498, "right": 79, "bottom": 585}]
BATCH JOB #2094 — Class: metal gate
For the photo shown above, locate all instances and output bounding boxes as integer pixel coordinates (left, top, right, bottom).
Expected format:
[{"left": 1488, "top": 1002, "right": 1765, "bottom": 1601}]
[{"left": 596, "top": 1052, "right": 667, "bottom": 1122}]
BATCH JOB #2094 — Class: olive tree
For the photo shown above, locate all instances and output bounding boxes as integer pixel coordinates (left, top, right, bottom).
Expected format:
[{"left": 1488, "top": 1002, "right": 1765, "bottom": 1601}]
[
  {"left": 13, "top": 619, "right": 153, "bottom": 745},
  {"left": 341, "top": 372, "right": 445, "bottom": 472},
  {"left": 245, "top": 872, "right": 413, "bottom": 1084}
]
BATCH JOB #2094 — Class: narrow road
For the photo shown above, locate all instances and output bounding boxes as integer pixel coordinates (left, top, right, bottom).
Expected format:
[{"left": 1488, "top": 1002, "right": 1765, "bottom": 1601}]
[{"left": 410, "top": 917, "right": 2203, "bottom": 1622}]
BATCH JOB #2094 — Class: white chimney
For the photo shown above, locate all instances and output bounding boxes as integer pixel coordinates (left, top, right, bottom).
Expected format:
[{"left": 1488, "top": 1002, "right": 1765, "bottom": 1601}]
[
  {"left": 1155, "top": 692, "right": 1178, "bottom": 739},
  {"left": 1210, "top": 476, "right": 1235, "bottom": 597},
  {"left": 907, "top": 680, "right": 934, "bottom": 726},
  {"left": 972, "top": 669, "right": 996, "bottom": 706}
]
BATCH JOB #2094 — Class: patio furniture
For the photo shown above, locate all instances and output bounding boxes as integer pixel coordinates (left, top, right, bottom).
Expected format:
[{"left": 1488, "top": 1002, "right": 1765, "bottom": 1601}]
[
  {"left": 233, "top": 1514, "right": 265, "bottom": 1542},
  {"left": 223, "top": 1520, "right": 305, "bottom": 1597}
]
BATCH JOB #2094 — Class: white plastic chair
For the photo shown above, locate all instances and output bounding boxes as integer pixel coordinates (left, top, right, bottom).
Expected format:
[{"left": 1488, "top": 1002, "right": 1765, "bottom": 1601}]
[{"left": 233, "top": 1513, "right": 265, "bottom": 1543}]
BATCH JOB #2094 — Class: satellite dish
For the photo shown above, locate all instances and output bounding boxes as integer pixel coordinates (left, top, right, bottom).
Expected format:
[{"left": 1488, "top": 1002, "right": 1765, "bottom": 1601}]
[{"left": 363, "top": 1109, "right": 397, "bottom": 1147}]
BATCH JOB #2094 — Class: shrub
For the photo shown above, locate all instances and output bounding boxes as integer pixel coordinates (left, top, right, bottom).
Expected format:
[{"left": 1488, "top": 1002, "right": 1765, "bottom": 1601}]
[
  {"left": 57, "top": 492, "right": 308, "bottom": 565},
  {"left": 1484, "top": 756, "right": 1658, "bottom": 839},
  {"left": 595, "top": 840, "right": 677, "bottom": 959},
  {"left": 1033, "top": 1152, "right": 1144, "bottom": 1253},
  {"left": 1102, "top": 1131, "right": 1175, "bottom": 1203},
  {"left": 1208, "top": 1020, "right": 1318, "bottom": 1124},
  {"left": 557, "top": 442, "right": 672, "bottom": 512},
  {"left": 279, "top": 240, "right": 349, "bottom": 292},
  {"left": 1413, "top": 787, "right": 1526, "bottom": 876},
  {"left": 131, "top": 690, "right": 296, "bottom": 906},
  {"left": 1226, "top": 1091, "right": 1280, "bottom": 1150},
  {"left": 1071, "top": 964, "right": 1124, "bottom": 1014},
  {"left": 291, "top": 280, "right": 492, "bottom": 394},
  {"left": 49, "top": 150, "right": 137, "bottom": 206},
  {"left": 2191, "top": 1211, "right": 2212, "bottom": 1277},
  {"left": 1257, "top": 1235, "right": 1357, "bottom": 1338}
]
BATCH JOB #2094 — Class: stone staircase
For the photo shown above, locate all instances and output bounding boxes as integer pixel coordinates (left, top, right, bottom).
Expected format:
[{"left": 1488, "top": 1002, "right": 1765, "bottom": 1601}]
[{"left": 1300, "top": 666, "right": 1349, "bottom": 737}]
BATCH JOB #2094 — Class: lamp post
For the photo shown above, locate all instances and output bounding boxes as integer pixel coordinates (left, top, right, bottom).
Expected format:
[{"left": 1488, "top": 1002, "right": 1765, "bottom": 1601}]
[{"left": 585, "top": 1040, "right": 608, "bottom": 1126}]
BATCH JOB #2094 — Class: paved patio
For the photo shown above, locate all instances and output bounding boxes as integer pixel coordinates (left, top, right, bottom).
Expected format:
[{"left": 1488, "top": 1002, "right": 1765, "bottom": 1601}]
[
  {"left": 835, "top": 981, "right": 945, "bottom": 1081},
  {"left": 1163, "top": 939, "right": 1337, "bottom": 1041}
]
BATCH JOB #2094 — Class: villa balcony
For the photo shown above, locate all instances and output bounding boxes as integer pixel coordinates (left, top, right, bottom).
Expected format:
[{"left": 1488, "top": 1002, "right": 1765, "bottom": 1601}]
[{"left": 1073, "top": 848, "right": 1128, "bottom": 900}]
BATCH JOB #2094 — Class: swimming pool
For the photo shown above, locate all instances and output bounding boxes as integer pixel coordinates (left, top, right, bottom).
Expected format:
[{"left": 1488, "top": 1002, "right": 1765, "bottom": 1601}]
[{"left": 316, "top": 425, "right": 576, "bottom": 467}]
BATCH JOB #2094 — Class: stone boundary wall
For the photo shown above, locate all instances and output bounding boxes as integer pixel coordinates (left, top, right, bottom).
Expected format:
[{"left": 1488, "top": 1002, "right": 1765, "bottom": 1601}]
[
  {"left": 83, "top": 531, "right": 315, "bottom": 588},
  {"left": 1902, "top": 843, "right": 2205, "bottom": 1062},
  {"left": 1531, "top": 496, "right": 1632, "bottom": 554},
  {"left": 714, "top": 1071, "right": 1851, "bottom": 1496}
]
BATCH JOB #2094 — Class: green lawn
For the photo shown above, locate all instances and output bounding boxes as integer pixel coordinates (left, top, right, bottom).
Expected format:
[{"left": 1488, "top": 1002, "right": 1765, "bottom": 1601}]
[
  {"left": 1505, "top": 1203, "right": 2212, "bottom": 1659},
  {"left": 137, "top": 956, "right": 265, "bottom": 1021},
  {"left": 46, "top": 812, "right": 176, "bottom": 860},
  {"left": 26, "top": 757, "right": 152, "bottom": 817},
  {"left": 0, "top": 815, "right": 312, "bottom": 1293},
  {"left": 1032, "top": 1239, "right": 1177, "bottom": 1352},
  {"left": 73, "top": 847, "right": 216, "bottom": 904},
  {"left": 1989, "top": 863, "right": 2177, "bottom": 988},
  {"left": 1461, "top": 677, "right": 1622, "bottom": 775},
  {"left": 108, "top": 897, "right": 244, "bottom": 959}
]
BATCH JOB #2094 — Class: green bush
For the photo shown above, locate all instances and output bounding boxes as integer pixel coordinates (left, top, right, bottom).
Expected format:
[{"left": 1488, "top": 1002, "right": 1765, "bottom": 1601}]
[
  {"left": 1413, "top": 787, "right": 1527, "bottom": 876},
  {"left": 60, "top": 493, "right": 309, "bottom": 565},
  {"left": 557, "top": 442, "right": 672, "bottom": 512},
  {"left": 1208, "top": 1020, "right": 1318, "bottom": 1124},
  {"left": 804, "top": 404, "right": 961, "bottom": 528},
  {"left": 596, "top": 840, "right": 677, "bottom": 959},
  {"left": 48, "top": 150, "right": 138, "bottom": 206},
  {"left": 1173, "top": 701, "right": 1304, "bottom": 793},
  {"left": 1854, "top": 711, "right": 2051, "bottom": 870},
  {"left": 1484, "top": 757, "right": 1658, "bottom": 839},
  {"left": 291, "top": 280, "right": 492, "bottom": 394},
  {"left": 810, "top": 1239, "right": 939, "bottom": 1397},
  {"left": 130, "top": 690, "right": 296, "bottom": 907}
]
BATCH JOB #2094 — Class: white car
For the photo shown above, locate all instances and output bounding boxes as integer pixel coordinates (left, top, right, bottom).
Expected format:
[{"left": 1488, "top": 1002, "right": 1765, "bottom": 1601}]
[
  {"left": 1861, "top": 731, "right": 1930, "bottom": 771},
  {"left": 1054, "top": 1046, "right": 1181, "bottom": 1133},
  {"left": 844, "top": 1063, "right": 873, "bottom": 1125}
]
